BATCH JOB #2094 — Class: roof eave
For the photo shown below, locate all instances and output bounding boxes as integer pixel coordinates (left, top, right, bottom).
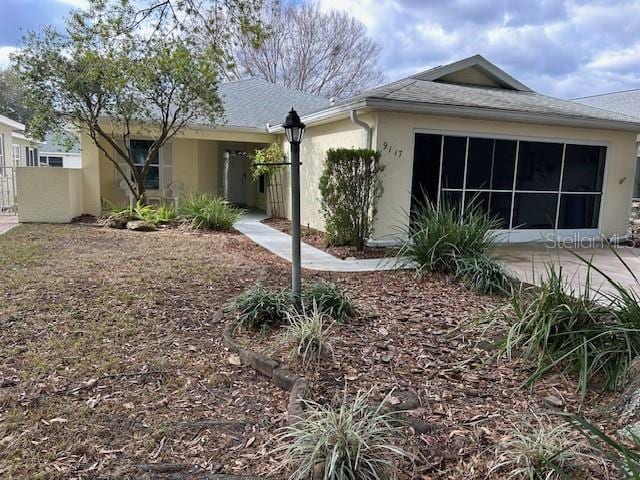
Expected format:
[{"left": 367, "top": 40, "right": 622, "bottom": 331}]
[
  {"left": 363, "top": 98, "right": 640, "bottom": 132},
  {"left": 278, "top": 97, "right": 640, "bottom": 133},
  {"left": 267, "top": 99, "right": 368, "bottom": 133}
]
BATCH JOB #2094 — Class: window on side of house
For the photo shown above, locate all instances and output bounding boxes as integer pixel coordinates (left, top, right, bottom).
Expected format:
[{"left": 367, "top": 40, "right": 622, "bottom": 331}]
[
  {"left": 26, "top": 147, "right": 37, "bottom": 166},
  {"left": 48, "top": 156, "right": 63, "bottom": 167},
  {"left": 0, "top": 134, "right": 5, "bottom": 174},
  {"left": 130, "top": 139, "right": 160, "bottom": 190},
  {"left": 12, "top": 144, "right": 20, "bottom": 165}
]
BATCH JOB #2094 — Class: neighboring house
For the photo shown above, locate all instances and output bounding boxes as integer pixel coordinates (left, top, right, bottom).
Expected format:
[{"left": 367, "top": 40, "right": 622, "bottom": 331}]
[
  {"left": 39, "top": 132, "right": 82, "bottom": 168},
  {"left": 574, "top": 90, "right": 640, "bottom": 198},
  {"left": 71, "top": 55, "right": 640, "bottom": 242},
  {"left": 0, "top": 114, "right": 40, "bottom": 171},
  {"left": 0, "top": 114, "right": 40, "bottom": 213}
]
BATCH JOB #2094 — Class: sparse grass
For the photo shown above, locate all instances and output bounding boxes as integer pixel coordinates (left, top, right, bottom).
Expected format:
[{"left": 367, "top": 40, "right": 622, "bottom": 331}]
[
  {"left": 302, "top": 281, "right": 355, "bottom": 322},
  {"left": 274, "top": 388, "right": 410, "bottom": 480},
  {"left": 491, "top": 414, "right": 597, "bottom": 479},
  {"left": 397, "top": 196, "right": 500, "bottom": 276},
  {"left": 284, "top": 303, "right": 334, "bottom": 367},
  {"left": 179, "top": 193, "right": 242, "bottom": 230},
  {"left": 233, "top": 286, "right": 293, "bottom": 329}
]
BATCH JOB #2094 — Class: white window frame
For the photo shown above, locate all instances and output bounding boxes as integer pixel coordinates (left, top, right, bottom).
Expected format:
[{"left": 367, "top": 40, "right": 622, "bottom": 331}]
[
  {"left": 411, "top": 128, "right": 611, "bottom": 243},
  {"left": 26, "top": 147, "right": 36, "bottom": 166},
  {"left": 12, "top": 144, "right": 20, "bottom": 165},
  {"left": 130, "top": 139, "right": 161, "bottom": 192}
]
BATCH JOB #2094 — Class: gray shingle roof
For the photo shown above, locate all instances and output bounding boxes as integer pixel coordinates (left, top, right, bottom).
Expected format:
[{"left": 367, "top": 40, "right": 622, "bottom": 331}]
[
  {"left": 325, "top": 75, "right": 640, "bottom": 125},
  {"left": 217, "top": 78, "right": 331, "bottom": 129},
  {"left": 574, "top": 90, "right": 640, "bottom": 121}
]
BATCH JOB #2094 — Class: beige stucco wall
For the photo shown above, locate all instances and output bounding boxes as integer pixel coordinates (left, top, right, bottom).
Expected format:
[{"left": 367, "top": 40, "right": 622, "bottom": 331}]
[
  {"left": 289, "top": 116, "right": 374, "bottom": 230},
  {"left": 372, "top": 111, "right": 638, "bottom": 241},
  {"left": 16, "top": 167, "right": 84, "bottom": 222},
  {"left": 83, "top": 125, "right": 274, "bottom": 210}
]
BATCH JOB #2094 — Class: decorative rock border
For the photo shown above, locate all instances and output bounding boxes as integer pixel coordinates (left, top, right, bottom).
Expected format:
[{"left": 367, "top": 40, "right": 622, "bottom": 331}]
[{"left": 219, "top": 310, "right": 308, "bottom": 423}]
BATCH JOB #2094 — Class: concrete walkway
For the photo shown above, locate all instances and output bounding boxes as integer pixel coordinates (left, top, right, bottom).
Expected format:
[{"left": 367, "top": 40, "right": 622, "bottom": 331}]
[
  {"left": 0, "top": 216, "right": 18, "bottom": 236},
  {"left": 495, "top": 243, "right": 640, "bottom": 297},
  {"left": 234, "top": 212, "right": 403, "bottom": 272}
]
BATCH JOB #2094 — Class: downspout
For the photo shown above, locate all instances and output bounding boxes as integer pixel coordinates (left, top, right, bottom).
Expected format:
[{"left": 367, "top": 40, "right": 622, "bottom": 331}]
[{"left": 350, "top": 109, "right": 372, "bottom": 149}]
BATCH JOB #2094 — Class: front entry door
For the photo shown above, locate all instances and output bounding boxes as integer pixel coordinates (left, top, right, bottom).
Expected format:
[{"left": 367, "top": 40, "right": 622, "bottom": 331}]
[{"left": 223, "top": 149, "right": 248, "bottom": 205}]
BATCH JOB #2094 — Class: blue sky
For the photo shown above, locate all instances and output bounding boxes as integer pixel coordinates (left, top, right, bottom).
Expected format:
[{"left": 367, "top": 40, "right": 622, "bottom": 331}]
[{"left": 2, "top": 0, "right": 640, "bottom": 99}]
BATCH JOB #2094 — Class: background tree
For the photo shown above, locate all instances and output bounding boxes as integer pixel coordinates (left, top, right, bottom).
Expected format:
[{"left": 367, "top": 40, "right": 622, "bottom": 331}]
[
  {"left": 0, "top": 67, "right": 32, "bottom": 125},
  {"left": 14, "top": 0, "right": 262, "bottom": 203},
  {"left": 232, "top": 0, "right": 383, "bottom": 99}
]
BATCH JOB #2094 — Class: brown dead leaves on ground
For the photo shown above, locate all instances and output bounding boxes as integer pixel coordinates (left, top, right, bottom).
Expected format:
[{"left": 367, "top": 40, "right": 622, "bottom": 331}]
[{"left": 0, "top": 224, "right": 611, "bottom": 479}]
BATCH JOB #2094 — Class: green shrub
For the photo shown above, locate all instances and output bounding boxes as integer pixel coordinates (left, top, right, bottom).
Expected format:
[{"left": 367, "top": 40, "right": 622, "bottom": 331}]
[
  {"left": 302, "top": 281, "right": 354, "bottom": 322},
  {"left": 285, "top": 303, "right": 334, "bottom": 367},
  {"left": 491, "top": 414, "right": 593, "bottom": 479},
  {"left": 179, "top": 193, "right": 242, "bottom": 230},
  {"left": 233, "top": 286, "right": 292, "bottom": 329},
  {"left": 398, "top": 196, "right": 500, "bottom": 275},
  {"left": 154, "top": 204, "right": 178, "bottom": 224},
  {"left": 319, "top": 148, "right": 385, "bottom": 250},
  {"left": 275, "top": 388, "right": 410, "bottom": 479},
  {"left": 501, "top": 263, "right": 640, "bottom": 397},
  {"left": 455, "top": 254, "right": 511, "bottom": 295}
]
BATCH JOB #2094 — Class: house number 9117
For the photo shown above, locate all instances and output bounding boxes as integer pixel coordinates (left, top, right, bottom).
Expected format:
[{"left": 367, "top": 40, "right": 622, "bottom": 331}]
[{"left": 382, "top": 142, "right": 403, "bottom": 158}]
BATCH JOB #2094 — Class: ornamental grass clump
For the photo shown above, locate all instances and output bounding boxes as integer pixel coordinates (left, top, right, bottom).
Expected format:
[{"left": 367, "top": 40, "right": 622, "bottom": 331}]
[
  {"left": 398, "top": 196, "right": 500, "bottom": 275},
  {"left": 105, "top": 200, "right": 177, "bottom": 227},
  {"left": 302, "top": 281, "right": 355, "bottom": 322},
  {"left": 285, "top": 303, "right": 334, "bottom": 368},
  {"left": 233, "top": 286, "right": 292, "bottom": 329},
  {"left": 491, "top": 414, "right": 596, "bottom": 479},
  {"left": 275, "top": 388, "right": 410, "bottom": 480},
  {"left": 454, "top": 253, "right": 511, "bottom": 295},
  {"left": 501, "top": 261, "right": 640, "bottom": 398},
  {"left": 179, "top": 193, "right": 242, "bottom": 230}
]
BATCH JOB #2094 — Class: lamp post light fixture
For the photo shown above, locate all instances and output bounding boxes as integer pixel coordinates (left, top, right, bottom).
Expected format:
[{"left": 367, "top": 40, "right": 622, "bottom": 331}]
[{"left": 283, "top": 108, "right": 305, "bottom": 299}]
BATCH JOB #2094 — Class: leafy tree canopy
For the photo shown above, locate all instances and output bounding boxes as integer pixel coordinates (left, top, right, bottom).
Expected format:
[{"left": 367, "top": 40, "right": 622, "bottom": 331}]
[{"left": 14, "top": 0, "right": 264, "bottom": 201}]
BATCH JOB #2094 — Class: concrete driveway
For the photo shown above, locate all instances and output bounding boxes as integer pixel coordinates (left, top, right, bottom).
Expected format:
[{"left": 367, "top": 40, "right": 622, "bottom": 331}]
[
  {"left": 495, "top": 243, "right": 640, "bottom": 297},
  {"left": 0, "top": 215, "right": 18, "bottom": 236}
]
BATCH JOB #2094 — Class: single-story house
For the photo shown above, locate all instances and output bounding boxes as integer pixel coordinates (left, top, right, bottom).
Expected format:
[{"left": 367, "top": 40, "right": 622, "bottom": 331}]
[
  {"left": 573, "top": 89, "right": 640, "bottom": 198},
  {"left": 71, "top": 55, "right": 640, "bottom": 242},
  {"left": 38, "top": 132, "right": 82, "bottom": 169}
]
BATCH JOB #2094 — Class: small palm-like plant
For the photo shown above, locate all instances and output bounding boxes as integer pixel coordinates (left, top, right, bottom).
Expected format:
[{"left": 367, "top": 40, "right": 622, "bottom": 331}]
[
  {"left": 285, "top": 303, "right": 334, "bottom": 368},
  {"left": 302, "top": 281, "right": 355, "bottom": 322},
  {"left": 275, "top": 388, "right": 410, "bottom": 480},
  {"left": 491, "top": 414, "right": 595, "bottom": 479}
]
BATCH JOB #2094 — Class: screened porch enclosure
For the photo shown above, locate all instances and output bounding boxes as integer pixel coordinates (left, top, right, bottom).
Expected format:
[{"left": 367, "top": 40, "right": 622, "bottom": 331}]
[{"left": 411, "top": 132, "right": 607, "bottom": 240}]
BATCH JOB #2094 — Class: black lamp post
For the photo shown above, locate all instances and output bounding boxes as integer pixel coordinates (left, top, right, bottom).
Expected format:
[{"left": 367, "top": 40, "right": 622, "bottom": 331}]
[{"left": 283, "top": 108, "right": 305, "bottom": 299}]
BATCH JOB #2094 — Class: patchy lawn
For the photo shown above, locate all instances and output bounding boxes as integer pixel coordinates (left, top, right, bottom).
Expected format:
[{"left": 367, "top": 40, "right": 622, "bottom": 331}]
[{"left": 0, "top": 223, "right": 610, "bottom": 478}]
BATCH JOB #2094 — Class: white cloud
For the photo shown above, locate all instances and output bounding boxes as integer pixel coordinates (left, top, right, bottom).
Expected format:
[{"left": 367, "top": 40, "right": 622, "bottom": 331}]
[
  {"left": 55, "top": 0, "right": 89, "bottom": 8},
  {"left": 318, "top": 0, "right": 640, "bottom": 98},
  {"left": 0, "top": 46, "right": 19, "bottom": 69}
]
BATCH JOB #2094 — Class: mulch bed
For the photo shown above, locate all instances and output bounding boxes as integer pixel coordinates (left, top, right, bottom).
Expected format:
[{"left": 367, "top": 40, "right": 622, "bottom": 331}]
[
  {"left": 262, "top": 216, "right": 398, "bottom": 260},
  {"left": 233, "top": 270, "right": 616, "bottom": 478},
  {"left": 0, "top": 223, "right": 618, "bottom": 478}
]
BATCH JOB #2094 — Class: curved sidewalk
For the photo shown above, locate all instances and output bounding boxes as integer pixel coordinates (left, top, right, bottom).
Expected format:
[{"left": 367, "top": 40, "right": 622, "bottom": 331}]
[{"left": 234, "top": 212, "right": 405, "bottom": 272}]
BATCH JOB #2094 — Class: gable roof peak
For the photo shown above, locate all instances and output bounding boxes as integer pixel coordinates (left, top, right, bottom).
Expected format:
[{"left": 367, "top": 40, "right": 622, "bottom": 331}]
[{"left": 411, "top": 54, "right": 533, "bottom": 92}]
